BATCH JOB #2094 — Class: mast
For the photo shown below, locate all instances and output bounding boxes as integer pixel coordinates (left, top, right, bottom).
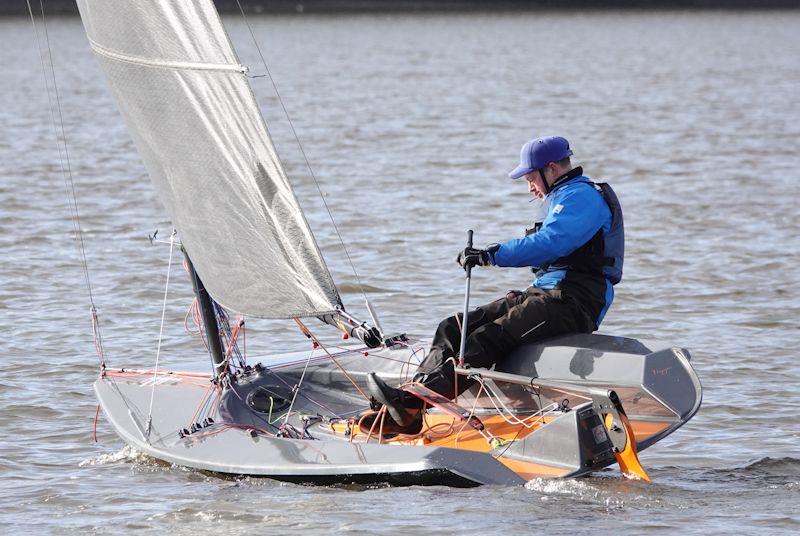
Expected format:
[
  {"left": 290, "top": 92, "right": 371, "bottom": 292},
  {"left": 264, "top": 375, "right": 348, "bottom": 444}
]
[{"left": 183, "top": 248, "right": 225, "bottom": 377}]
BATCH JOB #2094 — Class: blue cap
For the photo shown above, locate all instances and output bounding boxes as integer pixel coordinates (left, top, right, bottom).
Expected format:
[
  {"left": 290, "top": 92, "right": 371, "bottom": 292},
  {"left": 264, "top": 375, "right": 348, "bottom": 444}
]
[{"left": 508, "top": 136, "right": 573, "bottom": 179}]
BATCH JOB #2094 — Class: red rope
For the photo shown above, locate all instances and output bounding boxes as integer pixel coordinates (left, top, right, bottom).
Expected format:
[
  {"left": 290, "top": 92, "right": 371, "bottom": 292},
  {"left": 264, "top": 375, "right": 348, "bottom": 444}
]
[
  {"left": 293, "top": 319, "right": 370, "bottom": 401},
  {"left": 187, "top": 383, "right": 217, "bottom": 427},
  {"left": 184, "top": 297, "right": 209, "bottom": 351}
]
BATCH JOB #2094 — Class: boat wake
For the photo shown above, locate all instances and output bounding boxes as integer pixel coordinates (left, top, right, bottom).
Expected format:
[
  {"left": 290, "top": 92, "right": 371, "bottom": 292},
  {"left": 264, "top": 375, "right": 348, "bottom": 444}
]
[
  {"left": 702, "top": 457, "right": 800, "bottom": 489},
  {"left": 525, "top": 477, "right": 599, "bottom": 495},
  {"left": 737, "top": 456, "right": 800, "bottom": 476},
  {"left": 658, "top": 456, "right": 800, "bottom": 485},
  {"left": 525, "top": 476, "right": 649, "bottom": 509},
  {"left": 79, "top": 445, "right": 150, "bottom": 467},
  {"left": 523, "top": 471, "right": 701, "bottom": 511}
]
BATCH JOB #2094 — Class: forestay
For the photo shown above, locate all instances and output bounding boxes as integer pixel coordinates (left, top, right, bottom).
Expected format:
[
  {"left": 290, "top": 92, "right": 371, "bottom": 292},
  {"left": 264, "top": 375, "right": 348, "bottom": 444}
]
[{"left": 76, "top": 0, "right": 341, "bottom": 318}]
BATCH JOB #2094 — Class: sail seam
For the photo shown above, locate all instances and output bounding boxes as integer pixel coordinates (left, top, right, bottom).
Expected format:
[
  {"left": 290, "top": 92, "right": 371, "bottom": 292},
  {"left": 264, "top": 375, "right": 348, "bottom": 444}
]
[{"left": 87, "top": 38, "right": 247, "bottom": 73}]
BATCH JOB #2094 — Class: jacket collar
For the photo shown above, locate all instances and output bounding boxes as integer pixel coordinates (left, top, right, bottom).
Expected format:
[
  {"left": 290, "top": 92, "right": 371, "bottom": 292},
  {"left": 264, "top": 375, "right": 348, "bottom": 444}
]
[{"left": 548, "top": 166, "right": 584, "bottom": 194}]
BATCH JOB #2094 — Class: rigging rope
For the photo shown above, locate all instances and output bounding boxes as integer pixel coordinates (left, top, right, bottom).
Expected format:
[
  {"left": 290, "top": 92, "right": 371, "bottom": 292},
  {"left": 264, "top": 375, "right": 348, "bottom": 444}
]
[
  {"left": 145, "top": 229, "right": 178, "bottom": 440},
  {"left": 92, "top": 403, "right": 100, "bottom": 442},
  {"left": 294, "top": 319, "right": 370, "bottom": 401},
  {"left": 215, "top": 306, "right": 246, "bottom": 370},
  {"left": 280, "top": 346, "right": 317, "bottom": 430},
  {"left": 26, "top": 0, "right": 105, "bottom": 368},
  {"left": 478, "top": 378, "right": 559, "bottom": 429},
  {"left": 233, "top": 0, "right": 369, "bottom": 306}
]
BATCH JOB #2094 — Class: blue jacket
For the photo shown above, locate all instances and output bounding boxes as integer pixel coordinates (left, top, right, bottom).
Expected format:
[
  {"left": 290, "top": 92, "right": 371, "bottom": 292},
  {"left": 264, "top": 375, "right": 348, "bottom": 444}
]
[{"left": 491, "top": 171, "right": 617, "bottom": 326}]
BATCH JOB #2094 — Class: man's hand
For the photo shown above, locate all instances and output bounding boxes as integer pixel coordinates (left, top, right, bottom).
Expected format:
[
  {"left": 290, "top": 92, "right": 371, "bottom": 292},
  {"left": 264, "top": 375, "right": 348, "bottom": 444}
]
[
  {"left": 362, "top": 326, "right": 383, "bottom": 348},
  {"left": 506, "top": 289, "right": 524, "bottom": 301},
  {"left": 456, "top": 246, "right": 493, "bottom": 270},
  {"left": 351, "top": 325, "right": 383, "bottom": 348}
]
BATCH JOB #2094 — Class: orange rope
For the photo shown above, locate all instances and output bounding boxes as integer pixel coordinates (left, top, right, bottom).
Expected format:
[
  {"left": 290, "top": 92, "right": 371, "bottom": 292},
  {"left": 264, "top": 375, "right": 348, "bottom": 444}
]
[
  {"left": 217, "top": 319, "right": 243, "bottom": 379},
  {"left": 422, "top": 406, "right": 456, "bottom": 440},
  {"left": 104, "top": 370, "right": 210, "bottom": 389},
  {"left": 355, "top": 414, "right": 368, "bottom": 443},
  {"left": 362, "top": 407, "right": 387, "bottom": 444},
  {"left": 187, "top": 382, "right": 217, "bottom": 427},
  {"left": 184, "top": 297, "right": 209, "bottom": 351},
  {"left": 377, "top": 409, "right": 386, "bottom": 444},
  {"left": 454, "top": 382, "right": 485, "bottom": 449}
]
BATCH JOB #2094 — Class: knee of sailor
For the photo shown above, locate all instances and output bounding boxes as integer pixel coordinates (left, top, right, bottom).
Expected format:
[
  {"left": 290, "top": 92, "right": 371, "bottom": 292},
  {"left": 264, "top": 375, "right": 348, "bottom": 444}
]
[
  {"left": 467, "top": 322, "right": 501, "bottom": 343},
  {"left": 505, "top": 290, "right": 526, "bottom": 305}
]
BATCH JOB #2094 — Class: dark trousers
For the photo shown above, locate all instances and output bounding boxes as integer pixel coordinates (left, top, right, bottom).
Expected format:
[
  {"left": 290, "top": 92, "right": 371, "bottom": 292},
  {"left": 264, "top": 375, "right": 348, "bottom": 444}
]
[{"left": 415, "top": 288, "right": 596, "bottom": 398}]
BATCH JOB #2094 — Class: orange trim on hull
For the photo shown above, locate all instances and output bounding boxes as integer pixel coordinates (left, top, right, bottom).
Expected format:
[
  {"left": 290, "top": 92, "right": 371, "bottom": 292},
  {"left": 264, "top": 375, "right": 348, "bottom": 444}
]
[
  {"left": 628, "top": 419, "right": 671, "bottom": 441},
  {"left": 339, "top": 412, "right": 556, "bottom": 452},
  {"left": 497, "top": 457, "right": 571, "bottom": 479}
]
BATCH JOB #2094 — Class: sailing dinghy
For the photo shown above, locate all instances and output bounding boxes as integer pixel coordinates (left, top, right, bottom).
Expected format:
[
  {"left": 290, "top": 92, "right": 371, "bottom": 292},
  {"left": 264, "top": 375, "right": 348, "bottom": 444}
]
[{"left": 75, "top": 1, "right": 701, "bottom": 486}]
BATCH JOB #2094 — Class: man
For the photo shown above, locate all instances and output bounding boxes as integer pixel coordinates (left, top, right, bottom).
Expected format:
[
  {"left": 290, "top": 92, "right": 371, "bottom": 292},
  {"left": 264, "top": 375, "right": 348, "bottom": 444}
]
[{"left": 367, "top": 136, "right": 624, "bottom": 432}]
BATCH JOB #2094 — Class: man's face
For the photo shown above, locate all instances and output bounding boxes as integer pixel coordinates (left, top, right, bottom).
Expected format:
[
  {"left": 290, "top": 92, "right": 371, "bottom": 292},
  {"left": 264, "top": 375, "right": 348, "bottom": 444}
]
[
  {"left": 524, "top": 170, "right": 547, "bottom": 199},
  {"left": 523, "top": 162, "right": 561, "bottom": 198}
]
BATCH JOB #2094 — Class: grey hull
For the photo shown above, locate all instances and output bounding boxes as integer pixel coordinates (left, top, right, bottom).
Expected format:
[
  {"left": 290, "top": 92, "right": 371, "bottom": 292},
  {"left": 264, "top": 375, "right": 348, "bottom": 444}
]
[
  {"left": 95, "top": 332, "right": 701, "bottom": 486},
  {"left": 94, "top": 375, "right": 525, "bottom": 486}
]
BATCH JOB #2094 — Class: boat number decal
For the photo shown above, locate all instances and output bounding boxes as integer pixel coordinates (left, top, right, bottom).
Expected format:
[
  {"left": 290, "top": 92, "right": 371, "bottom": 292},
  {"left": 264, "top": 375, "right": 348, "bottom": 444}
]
[{"left": 651, "top": 366, "right": 673, "bottom": 376}]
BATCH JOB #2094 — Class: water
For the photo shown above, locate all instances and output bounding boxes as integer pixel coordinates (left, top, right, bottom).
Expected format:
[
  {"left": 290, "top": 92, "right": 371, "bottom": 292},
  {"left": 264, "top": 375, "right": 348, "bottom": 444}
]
[{"left": 1, "top": 10, "right": 799, "bottom": 535}]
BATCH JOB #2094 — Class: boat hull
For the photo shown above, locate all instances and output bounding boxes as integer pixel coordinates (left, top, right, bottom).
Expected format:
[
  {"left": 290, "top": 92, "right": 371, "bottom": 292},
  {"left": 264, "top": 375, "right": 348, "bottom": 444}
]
[{"left": 94, "top": 333, "right": 701, "bottom": 486}]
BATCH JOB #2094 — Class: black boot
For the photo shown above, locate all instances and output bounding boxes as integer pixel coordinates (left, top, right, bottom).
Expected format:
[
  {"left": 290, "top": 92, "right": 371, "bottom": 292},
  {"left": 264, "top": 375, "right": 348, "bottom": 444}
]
[
  {"left": 367, "top": 368, "right": 457, "bottom": 426},
  {"left": 366, "top": 373, "right": 422, "bottom": 427}
]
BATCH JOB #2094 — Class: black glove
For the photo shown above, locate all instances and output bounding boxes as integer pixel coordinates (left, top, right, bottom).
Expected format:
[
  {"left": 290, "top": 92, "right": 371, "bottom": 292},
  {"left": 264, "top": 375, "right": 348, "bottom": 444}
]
[
  {"left": 351, "top": 325, "right": 383, "bottom": 348},
  {"left": 456, "top": 246, "right": 493, "bottom": 270},
  {"left": 362, "top": 326, "right": 383, "bottom": 349}
]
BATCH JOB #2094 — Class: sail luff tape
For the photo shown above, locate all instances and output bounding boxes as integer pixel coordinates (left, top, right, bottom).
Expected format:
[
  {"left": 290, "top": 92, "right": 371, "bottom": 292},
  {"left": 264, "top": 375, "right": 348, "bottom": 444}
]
[{"left": 87, "top": 37, "right": 248, "bottom": 73}]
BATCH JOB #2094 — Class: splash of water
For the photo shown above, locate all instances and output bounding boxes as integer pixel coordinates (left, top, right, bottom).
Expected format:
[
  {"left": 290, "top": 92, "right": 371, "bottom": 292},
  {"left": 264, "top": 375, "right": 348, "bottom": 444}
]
[{"left": 79, "top": 444, "right": 147, "bottom": 466}]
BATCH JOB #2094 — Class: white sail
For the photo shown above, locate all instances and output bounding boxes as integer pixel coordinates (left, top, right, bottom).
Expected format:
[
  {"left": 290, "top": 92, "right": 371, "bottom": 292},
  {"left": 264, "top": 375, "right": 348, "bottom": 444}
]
[{"left": 76, "top": 0, "right": 341, "bottom": 318}]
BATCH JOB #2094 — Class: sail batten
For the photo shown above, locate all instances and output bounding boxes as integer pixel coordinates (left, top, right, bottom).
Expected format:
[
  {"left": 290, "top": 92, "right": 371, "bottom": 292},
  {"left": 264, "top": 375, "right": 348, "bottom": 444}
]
[
  {"left": 87, "top": 38, "right": 248, "bottom": 73},
  {"left": 77, "top": 0, "right": 342, "bottom": 318}
]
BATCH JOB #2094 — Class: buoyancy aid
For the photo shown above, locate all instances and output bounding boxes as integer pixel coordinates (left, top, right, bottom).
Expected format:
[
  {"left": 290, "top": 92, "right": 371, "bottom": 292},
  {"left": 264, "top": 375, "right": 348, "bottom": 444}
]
[{"left": 527, "top": 179, "right": 624, "bottom": 285}]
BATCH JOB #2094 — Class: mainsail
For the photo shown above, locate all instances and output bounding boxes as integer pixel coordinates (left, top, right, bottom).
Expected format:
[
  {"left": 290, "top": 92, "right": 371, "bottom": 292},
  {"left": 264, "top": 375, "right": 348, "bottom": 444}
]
[{"left": 76, "top": 0, "right": 341, "bottom": 318}]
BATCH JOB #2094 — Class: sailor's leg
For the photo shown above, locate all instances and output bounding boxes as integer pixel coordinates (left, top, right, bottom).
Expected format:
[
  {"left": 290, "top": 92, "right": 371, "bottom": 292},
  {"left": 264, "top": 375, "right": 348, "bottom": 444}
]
[
  {"left": 367, "top": 296, "right": 511, "bottom": 427},
  {"left": 496, "top": 288, "right": 592, "bottom": 342},
  {"left": 455, "top": 289, "right": 592, "bottom": 395},
  {"left": 416, "top": 296, "right": 510, "bottom": 374},
  {"left": 412, "top": 295, "right": 521, "bottom": 398}
]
